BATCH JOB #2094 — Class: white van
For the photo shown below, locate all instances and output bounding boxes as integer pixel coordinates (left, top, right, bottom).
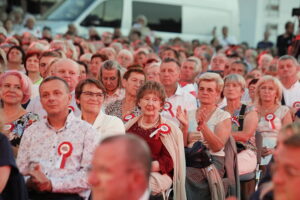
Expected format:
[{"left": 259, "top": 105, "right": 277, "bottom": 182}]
[{"left": 38, "top": 0, "right": 240, "bottom": 41}]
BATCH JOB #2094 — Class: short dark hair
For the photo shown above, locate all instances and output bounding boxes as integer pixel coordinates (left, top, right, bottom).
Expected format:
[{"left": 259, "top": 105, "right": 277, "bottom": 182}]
[
  {"left": 91, "top": 53, "right": 108, "bottom": 62},
  {"left": 162, "top": 57, "right": 181, "bottom": 68},
  {"left": 7, "top": 45, "right": 25, "bottom": 64},
  {"left": 285, "top": 21, "right": 294, "bottom": 30},
  {"left": 39, "top": 76, "right": 70, "bottom": 93},
  {"left": 100, "top": 134, "right": 152, "bottom": 180},
  {"left": 77, "top": 61, "right": 89, "bottom": 74},
  {"left": 248, "top": 78, "right": 259, "bottom": 87},
  {"left": 25, "top": 52, "right": 40, "bottom": 74},
  {"left": 123, "top": 66, "right": 145, "bottom": 80},
  {"left": 162, "top": 47, "right": 179, "bottom": 60},
  {"left": 75, "top": 78, "right": 107, "bottom": 109}
]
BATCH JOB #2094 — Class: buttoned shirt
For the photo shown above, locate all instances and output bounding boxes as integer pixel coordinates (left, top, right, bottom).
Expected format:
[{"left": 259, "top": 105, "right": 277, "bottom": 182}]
[
  {"left": 16, "top": 112, "right": 98, "bottom": 199},
  {"left": 161, "top": 85, "right": 197, "bottom": 126},
  {"left": 26, "top": 91, "right": 81, "bottom": 119},
  {"left": 282, "top": 81, "right": 300, "bottom": 108}
]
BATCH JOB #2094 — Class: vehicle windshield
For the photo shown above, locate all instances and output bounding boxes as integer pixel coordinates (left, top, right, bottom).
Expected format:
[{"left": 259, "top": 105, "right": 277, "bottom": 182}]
[{"left": 46, "top": 0, "right": 94, "bottom": 21}]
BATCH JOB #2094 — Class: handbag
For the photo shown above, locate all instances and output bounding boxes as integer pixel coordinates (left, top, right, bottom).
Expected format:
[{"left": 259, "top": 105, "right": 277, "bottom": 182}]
[{"left": 185, "top": 141, "right": 212, "bottom": 169}]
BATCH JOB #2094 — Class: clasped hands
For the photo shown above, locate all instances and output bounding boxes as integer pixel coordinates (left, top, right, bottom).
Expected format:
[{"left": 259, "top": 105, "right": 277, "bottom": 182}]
[{"left": 26, "top": 164, "right": 52, "bottom": 192}]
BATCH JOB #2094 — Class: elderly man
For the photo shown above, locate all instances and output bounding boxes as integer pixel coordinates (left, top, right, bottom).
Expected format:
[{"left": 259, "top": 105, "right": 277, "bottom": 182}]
[
  {"left": 88, "top": 134, "right": 151, "bottom": 200},
  {"left": 278, "top": 55, "right": 300, "bottom": 110},
  {"left": 179, "top": 57, "right": 202, "bottom": 96},
  {"left": 160, "top": 58, "right": 197, "bottom": 126},
  {"left": 27, "top": 58, "right": 81, "bottom": 118},
  {"left": 210, "top": 53, "right": 227, "bottom": 76},
  {"left": 99, "top": 60, "right": 125, "bottom": 107},
  {"left": 17, "top": 76, "right": 98, "bottom": 200}
]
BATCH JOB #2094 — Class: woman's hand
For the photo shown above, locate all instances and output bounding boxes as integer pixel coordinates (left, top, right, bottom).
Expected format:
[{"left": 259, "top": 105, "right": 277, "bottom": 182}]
[
  {"left": 196, "top": 108, "right": 209, "bottom": 130},
  {"left": 151, "top": 161, "right": 160, "bottom": 172},
  {"left": 261, "top": 147, "right": 274, "bottom": 157},
  {"left": 176, "top": 106, "right": 188, "bottom": 128}
]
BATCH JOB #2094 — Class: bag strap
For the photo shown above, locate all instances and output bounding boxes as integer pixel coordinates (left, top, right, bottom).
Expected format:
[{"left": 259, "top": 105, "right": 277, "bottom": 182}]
[{"left": 238, "top": 104, "right": 247, "bottom": 131}]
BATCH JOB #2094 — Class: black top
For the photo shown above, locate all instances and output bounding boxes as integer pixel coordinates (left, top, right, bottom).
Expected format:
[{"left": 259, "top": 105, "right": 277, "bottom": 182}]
[
  {"left": 276, "top": 34, "right": 295, "bottom": 56},
  {"left": 0, "top": 133, "right": 28, "bottom": 200}
]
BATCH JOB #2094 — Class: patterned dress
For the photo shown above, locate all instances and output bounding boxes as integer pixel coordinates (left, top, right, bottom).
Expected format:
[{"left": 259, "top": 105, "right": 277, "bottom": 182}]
[{"left": 5, "top": 112, "right": 39, "bottom": 146}]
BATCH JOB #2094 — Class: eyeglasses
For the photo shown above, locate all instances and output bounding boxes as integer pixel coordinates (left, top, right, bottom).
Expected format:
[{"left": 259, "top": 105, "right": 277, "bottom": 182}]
[{"left": 82, "top": 91, "right": 104, "bottom": 98}]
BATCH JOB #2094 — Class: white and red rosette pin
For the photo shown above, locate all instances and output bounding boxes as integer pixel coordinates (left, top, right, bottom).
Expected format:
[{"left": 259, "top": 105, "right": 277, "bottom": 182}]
[
  {"left": 163, "top": 102, "right": 175, "bottom": 117},
  {"left": 293, "top": 101, "right": 300, "bottom": 111},
  {"left": 3, "top": 123, "right": 14, "bottom": 132},
  {"left": 68, "top": 106, "right": 75, "bottom": 112},
  {"left": 57, "top": 142, "right": 73, "bottom": 169},
  {"left": 150, "top": 124, "right": 171, "bottom": 140},
  {"left": 231, "top": 116, "right": 240, "bottom": 127},
  {"left": 123, "top": 114, "right": 135, "bottom": 122},
  {"left": 265, "top": 113, "right": 276, "bottom": 129}
]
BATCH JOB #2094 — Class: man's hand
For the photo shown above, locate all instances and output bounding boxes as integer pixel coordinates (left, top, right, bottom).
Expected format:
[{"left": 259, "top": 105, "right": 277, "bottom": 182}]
[{"left": 26, "top": 164, "right": 52, "bottom": 192}]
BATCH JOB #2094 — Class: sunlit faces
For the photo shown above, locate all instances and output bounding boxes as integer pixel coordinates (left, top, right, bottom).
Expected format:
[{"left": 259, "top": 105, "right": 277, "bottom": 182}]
[
  {"left": 39, "top": 56, "right": 58, "bottom": 78},
  {"left": 138, "top": 93, "right": 162, "bottom": 117},
  {"left": 180, "top": 61, "right": 196, "bottom": 82},
  {"left": 40, "top": 80, "right": 71, "bottom": 116},
  {"left": 160, "top": 62, "right": 180, "bottom": 86},
  {"left": 278, "top": 59, "right": 298, "bottom": 79},
  {"left": 88, "top": 144, "right": 133, "bottom": 200},
  {"left": 122, "top": 72, "right": 145, "bottom": 97},
  {"left": 90, "top": 57, "right": 104, "bottom": 78},
  {"left": 26, "top": 55, "right": 39, "bottom": 73},
  {"left": 258, "top": 81, "right": 278, "bottom": 103},
  {"left": 198, "top": 80, "right": 219, "bottom": 105},
  {"left": 8, "top": 48, "right": 22, "bottom": 63},
  {"left": 223, "top": 81, "right": 244, "bottom": 100},
  {"left": 77, "top": 84, "right": 104, "bottom": 114},
  {"left": 54, "top": 61, "right": 80, "bottom": 92},
  {"left": 101, "top": 69, "right": 119, "bottom": 93},
  {"left": 0, "top": 75, "right": 24, "bottom": 105},
  {"left": 273, "top": 145, "right": 300, "bottom": 200}
]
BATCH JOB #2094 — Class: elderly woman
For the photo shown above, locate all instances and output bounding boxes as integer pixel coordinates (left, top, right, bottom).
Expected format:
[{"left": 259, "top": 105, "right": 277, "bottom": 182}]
[
  {"left": 125, "top": 81, "right": 186, "bottom": 200},
  {"left": 255, "top": 75, "right": 292, "bottom": 165},
  {"left": 6, "top": 46, "right": 25, "bottom": 72},
  {"left": 223, "top": 74, "right": 258, "bottom": 175},
  {"left": 117, "top": 49, "right": 134, "bottom": 69},
  {"left": 0, "top": 70, "right": 38, "bottom": 154},
  {"left": 186, "top": 72, "right": 231, "bottom": 200},
  {"left": 75, "top": 78, "right": 125, "bottom": 141}
]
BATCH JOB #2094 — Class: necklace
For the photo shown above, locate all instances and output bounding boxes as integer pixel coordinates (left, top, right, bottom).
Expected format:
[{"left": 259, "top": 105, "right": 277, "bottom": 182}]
[{"left": 139, "top": 116, "right": 160, "bottom": 130}]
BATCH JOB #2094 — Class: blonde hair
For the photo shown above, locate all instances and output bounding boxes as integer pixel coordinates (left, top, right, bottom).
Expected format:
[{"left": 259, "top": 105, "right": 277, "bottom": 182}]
[
  {"left": 198, "top": 72, "right": 224, "bottom": 93},
  {"left": 254, "top": 75, "right": 283, "bottom": 105}
]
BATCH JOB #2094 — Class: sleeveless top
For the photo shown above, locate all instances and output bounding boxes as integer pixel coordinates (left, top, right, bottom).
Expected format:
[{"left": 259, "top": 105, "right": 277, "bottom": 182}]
[{"left": 188, "top": 108, "right": 231, "bottom": 157}]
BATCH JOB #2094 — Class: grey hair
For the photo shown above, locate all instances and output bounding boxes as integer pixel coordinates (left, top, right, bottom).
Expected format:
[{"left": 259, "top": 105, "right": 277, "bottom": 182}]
[
  {"left": 186, "top": 56, "right": 202, "bottom": 73},
  {"left": 98, "top": 60, "right": 122, "bottom": 88},
  {"left": 283, "top": 122, "right": 300, "bottom": 147},
  {"left": 278, "top": 55, "right": 298, "bottom": 66},
  {"left": 224, "top": 74, "right": 246, "bottom": 90}
]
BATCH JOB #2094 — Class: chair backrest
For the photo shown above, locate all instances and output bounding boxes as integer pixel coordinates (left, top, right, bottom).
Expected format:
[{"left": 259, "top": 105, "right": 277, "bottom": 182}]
[
  {"left": 223, "top": 135, "right": 240, "bottom": 198},
  {"left": 255, "top": 132, "right": 263, "bottom": 165}
]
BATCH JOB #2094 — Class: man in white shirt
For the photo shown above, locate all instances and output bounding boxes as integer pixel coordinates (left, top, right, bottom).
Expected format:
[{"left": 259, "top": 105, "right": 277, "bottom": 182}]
[
  {"left": 160, "top": 58, "right": 197, "bottom": 126},
  {"left": 17, "top": 76, "right": 98, "bottom": 200},
  {"left": 278, "top": 55, "right": 300, "bottom": 111},
  {"left": 88, "top": 134, "right": 151, "bottom": 200},
  {"left": 27, "top": 58, "right": 81, "bottom": 118}
]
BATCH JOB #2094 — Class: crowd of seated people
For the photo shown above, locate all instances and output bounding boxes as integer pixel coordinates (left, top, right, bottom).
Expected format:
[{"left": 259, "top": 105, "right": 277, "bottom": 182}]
[{"left": 0, "top": 10, "right": 300, "bottom": 200}]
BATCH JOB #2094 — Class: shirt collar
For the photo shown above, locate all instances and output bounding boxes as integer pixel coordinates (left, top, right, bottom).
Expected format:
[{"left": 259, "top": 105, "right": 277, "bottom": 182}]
[
  {"left": 44, "top": 111, "right": 75, "bottom": 132},
  {"left": 174, "top": 84, "right": 184, "bottom": 96}
]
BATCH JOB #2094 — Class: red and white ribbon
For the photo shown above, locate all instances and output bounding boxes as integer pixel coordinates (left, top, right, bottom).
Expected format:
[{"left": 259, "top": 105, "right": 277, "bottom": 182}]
[
  {"left": 68, "top": 106, "right": 75, "bottom": 112},
  {"left": 293, "top": 101, "right": 300, "bottom": 111},
  {"left": 57, "top": 142, "right": 73, "bottom": 169},
  {"left": 3, "top": 123, "right": 14, "bottom": 132},
  {"left": 123, "top": 114, "right": 135, "bottom": 122},
  {"left": 265, "top": 113, "right": 276, "bottom": 130},
  {"left": 163, "top": 102, "right": 175, "bottom": 117},
  {"left": 150, "top": 124, "right": 171, "bottom": 140},
  {"left": 231, "top": 116, "right": 240, "bottom": 127}
]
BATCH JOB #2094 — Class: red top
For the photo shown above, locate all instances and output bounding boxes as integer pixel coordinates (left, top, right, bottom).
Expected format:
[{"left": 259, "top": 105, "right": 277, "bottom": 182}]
[{"left": 128, "top": 122, "right": 174, "bottom": 177}]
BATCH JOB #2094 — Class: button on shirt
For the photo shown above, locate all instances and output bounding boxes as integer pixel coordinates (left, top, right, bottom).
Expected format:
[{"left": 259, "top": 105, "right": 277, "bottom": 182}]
[
  {"left": 161, "top": 85, "right": 197, "bottom": 126},
  {"left": 282, "top": 81, "right": 300, "bottom": 108},
  {"left": 17, "top": 112, "right": 99, "bottom": 199}
]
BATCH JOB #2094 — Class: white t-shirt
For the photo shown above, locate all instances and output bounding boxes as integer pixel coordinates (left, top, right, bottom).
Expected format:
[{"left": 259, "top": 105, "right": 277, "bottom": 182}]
[{"left": 282, "top": 81, "right": 300, "bottom": 108}]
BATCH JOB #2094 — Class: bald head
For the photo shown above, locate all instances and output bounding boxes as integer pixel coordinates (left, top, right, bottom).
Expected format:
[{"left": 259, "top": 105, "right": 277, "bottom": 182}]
[{"left": 53, "top": 58, "right": 80, "bottom": 91}]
